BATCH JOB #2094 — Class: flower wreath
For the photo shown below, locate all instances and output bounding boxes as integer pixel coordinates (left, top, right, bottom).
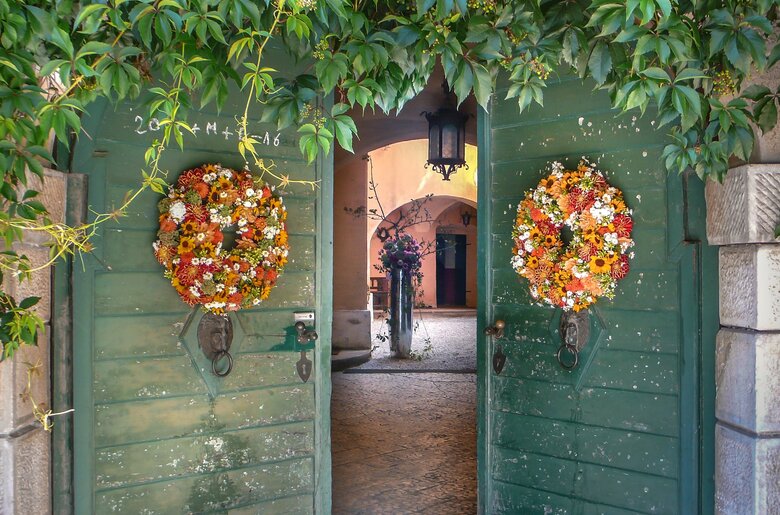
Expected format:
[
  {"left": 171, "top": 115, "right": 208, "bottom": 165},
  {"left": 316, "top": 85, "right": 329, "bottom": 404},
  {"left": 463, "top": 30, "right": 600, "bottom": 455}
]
[
  {"left": 511, "top": 161, "right": 634, "bottom": 311},
  {"left": 153, "top": 164, "right": 289, "bottom": 315}
]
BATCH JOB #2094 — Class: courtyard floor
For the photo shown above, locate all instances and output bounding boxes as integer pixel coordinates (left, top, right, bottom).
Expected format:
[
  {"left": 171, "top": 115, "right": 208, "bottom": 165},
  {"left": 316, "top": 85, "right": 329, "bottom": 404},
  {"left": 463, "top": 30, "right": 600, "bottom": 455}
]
[{"left": 330, "top": 310, "right": 477, "bottom": 514}]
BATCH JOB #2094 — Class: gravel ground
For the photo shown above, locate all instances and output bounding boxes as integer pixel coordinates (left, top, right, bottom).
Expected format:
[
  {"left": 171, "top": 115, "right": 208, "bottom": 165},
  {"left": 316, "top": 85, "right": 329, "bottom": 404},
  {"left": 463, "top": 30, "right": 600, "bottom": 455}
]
[
  {"left": 331, "top": 372, "right": 477, "bottom": 514},
  {"left": 351, "top": 309, "right": 477, "bottom": 371}
]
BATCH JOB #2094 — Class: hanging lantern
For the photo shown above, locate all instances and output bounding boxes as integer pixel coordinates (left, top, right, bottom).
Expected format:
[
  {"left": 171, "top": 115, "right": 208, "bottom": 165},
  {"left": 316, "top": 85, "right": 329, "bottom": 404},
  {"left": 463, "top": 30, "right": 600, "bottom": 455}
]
[
  {"left": 423, "top": 83, "right": 468, "bottom": 181},
  {"left": 461, "top": 209, "right": 473, "bottom": 226}
]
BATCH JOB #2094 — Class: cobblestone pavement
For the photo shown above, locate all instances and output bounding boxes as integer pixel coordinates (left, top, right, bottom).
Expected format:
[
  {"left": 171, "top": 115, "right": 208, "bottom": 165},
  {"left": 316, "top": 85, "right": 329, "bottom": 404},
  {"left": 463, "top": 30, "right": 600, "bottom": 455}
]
[
  {"left": 331, "top": 372, "right": 477, "bottom": 514},
  {"left": 353, "top": 310, "right": 477, "bottom": 371},
  {"left": 331, "top": 312, "right": 477, "bottom": 514}
]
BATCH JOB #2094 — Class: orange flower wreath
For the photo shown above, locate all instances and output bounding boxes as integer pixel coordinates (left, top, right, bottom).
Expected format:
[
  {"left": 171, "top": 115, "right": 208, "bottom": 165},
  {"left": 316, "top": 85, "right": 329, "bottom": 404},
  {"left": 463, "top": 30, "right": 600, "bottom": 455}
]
[
  {"left": 511, "top": 161, "right": 634, "bottom": 311},
  {"left": 153, "top": 164, "right": 289, "bottom": 314}
]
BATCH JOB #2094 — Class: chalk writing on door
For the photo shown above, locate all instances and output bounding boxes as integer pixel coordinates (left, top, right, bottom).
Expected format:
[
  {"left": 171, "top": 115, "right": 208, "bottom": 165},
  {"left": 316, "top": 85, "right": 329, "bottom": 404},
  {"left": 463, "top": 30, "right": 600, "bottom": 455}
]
[{"left": 133, "top": 116, "right": 282, "bottom": 147}]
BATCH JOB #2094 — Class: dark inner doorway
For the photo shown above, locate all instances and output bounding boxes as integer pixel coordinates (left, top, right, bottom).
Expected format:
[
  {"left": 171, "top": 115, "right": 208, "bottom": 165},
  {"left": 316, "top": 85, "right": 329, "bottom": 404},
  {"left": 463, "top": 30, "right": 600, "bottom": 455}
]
[{"left": 436, "top": 233, "right": 467, "bottom": 306}]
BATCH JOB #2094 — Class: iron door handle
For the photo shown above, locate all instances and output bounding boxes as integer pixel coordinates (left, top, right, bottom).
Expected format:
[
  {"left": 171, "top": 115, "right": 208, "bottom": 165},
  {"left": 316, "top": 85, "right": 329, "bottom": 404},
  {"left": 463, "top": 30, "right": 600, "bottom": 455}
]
[
  {"left": 484, "top": 319, "right": 505, "bottom": 339},
  {"left": 295, "top": 321, "right": 318, "bottom": 344}
]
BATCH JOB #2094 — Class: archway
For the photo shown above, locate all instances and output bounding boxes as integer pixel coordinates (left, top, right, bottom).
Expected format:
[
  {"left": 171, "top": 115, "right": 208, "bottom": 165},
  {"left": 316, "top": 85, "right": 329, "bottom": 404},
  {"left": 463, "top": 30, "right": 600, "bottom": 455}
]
[{"left": 369, "top": 196, "right": 477, "bottom": 309}]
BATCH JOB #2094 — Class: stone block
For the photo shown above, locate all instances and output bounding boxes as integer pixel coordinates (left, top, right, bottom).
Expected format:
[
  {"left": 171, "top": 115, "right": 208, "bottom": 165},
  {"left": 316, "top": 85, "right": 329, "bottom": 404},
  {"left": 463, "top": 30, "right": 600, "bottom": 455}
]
[
  {"left": 706, "top": 164, "right": 780, "bottom": 245},
  {"left": 0, "top": 359, "right": 14, "bottom": 434},
  {"left": 719, "top": 245, "right": 780, "bottom": 331},
  {"left": 0, "top": 429, "right": 51, "bottom": 515},
  {"left": 12, "top": 330, "right": 49, "bottom": 430},
  {"left": 716, "top": 329, "right": 780, "bottom": 434},
  {"left": 0, "top": 329, "right": 50, "bottom": 434},
  {"left": 332, "top": 310, "right": 372, "bottom": 350},
  {"left": 715, "top": 423, "right": 780, "bottom": 515},
  {"left": 0, "top": 438, "right": 12, "bottom": 512},
  {"left": 11, "top": 429, "right": 51, "bottom": 515}
]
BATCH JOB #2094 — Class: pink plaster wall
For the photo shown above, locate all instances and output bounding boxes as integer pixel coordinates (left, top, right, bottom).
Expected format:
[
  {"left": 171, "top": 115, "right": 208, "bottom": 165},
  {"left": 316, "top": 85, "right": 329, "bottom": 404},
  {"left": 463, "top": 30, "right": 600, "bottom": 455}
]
[{"left": 370, "top": 198, "right": 477, "bottom": 308}]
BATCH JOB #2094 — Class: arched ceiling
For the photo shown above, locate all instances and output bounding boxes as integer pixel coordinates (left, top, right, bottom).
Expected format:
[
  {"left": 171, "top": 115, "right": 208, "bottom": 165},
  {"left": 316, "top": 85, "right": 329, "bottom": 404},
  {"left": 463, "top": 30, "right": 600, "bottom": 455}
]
[
  {"left": 369, "top": 195, "right": 476, "bottom": 243},
  {"left": 338, "top": 64, "right": 479, "bottom": 163}
]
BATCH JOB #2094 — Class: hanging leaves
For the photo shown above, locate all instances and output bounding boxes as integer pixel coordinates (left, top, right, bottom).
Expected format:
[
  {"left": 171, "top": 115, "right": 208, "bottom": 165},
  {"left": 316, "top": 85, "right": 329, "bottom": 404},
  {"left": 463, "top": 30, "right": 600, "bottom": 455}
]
[{"left": 1, "top": 0, "right": 780, "bottom": 359}]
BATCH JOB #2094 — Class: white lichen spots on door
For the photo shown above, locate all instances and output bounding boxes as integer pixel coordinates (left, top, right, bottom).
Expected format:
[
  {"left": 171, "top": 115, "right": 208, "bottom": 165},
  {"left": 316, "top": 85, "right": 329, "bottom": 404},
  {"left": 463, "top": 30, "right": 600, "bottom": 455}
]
[
  {"left": 136, "top": 386, "right": 168, "bottom": 397},
  {"left": 206, "top": 436, "right": 225, "bottom": 452}
]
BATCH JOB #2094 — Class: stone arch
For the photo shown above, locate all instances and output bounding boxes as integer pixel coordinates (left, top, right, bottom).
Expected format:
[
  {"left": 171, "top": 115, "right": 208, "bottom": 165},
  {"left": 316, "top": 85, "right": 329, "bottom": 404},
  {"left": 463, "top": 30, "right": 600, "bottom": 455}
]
[
  {"left": 362, "top": 140, "right": 478, "bottom": 241},
  {"left": 369, "top": 195, "right": 478, "bottom": 308}
]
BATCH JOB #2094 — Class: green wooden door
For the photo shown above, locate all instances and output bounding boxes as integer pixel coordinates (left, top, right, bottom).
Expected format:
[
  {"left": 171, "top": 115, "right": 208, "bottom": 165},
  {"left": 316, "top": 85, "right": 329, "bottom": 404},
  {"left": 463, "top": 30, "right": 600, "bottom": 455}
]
[
  {"left": 69, "top": 51, "right": 332, "bottom": 514},
  {"left": 477, "top": 74, "right": 716, "bottom": 513}
]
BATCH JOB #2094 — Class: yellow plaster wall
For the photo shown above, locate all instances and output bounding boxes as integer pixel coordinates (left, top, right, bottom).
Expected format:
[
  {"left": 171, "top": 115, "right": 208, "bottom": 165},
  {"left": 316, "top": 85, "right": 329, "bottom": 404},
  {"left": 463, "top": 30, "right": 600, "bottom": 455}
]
[{"left": 365, "top": 139, "right": 478, "bottom": 241}]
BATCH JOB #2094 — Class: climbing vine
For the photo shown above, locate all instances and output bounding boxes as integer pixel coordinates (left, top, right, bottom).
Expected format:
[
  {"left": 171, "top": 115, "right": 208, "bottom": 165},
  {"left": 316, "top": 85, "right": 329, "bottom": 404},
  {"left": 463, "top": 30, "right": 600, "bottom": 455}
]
[{"left": 0, "top": 0, "right": 779, "bottom": 359}]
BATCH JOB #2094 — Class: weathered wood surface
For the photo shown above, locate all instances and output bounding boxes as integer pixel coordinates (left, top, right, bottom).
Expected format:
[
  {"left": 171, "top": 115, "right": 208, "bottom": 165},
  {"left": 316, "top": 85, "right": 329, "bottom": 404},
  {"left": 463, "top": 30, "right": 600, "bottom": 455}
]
[
  {"left": 73, "top": 51, "right": 325, "bottom": 513},
  {"left": 482, "top": 72, "right": 701, "bottom": 513}
]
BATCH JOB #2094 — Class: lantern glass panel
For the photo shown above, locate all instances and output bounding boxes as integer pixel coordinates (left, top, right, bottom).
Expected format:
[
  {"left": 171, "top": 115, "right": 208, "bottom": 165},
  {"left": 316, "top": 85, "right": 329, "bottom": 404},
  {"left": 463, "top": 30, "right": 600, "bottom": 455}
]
[
  {"left": 428, "top": 123, "right": 440, "bottom": 161},
  {"left": 442, "top": 122, "right": 458, "bottom": 160},
  {"left": 457, "top": 122, "right": 465, "bottom": 160}
]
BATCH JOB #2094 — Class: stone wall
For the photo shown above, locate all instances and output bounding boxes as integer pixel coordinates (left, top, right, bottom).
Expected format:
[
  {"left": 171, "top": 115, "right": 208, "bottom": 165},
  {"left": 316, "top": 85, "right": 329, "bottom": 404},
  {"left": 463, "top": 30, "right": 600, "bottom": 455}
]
[
  {"left": 707, "top": 165, "right": 780, "bottom": 513},
  {"left": 0, "top": 168, "right": 68, "bottom": 514}
]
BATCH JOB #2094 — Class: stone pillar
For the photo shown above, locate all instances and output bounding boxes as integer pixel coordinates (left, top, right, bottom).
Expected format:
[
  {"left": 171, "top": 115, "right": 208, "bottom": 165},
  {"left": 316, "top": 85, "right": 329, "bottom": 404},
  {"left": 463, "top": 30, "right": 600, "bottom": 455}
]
[
  {"left": 706, "top": 164, "right": 780, "bottom": 514},
  {"left": 0, "top": 168, "right": 68, "bottom": 514},
  {"left": 333, "top": 151, "right": 371, "bottom": 350}
]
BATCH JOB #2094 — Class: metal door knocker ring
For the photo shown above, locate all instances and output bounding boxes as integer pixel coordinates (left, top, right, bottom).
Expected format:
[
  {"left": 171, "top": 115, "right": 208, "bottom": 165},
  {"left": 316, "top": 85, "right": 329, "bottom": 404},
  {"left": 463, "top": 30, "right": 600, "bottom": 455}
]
[
  {"left": 556, "top": 344, "right": 579, "bottom": 370},
  {"left": 212, "top": 350, "right": 234, "bottom": 377}
]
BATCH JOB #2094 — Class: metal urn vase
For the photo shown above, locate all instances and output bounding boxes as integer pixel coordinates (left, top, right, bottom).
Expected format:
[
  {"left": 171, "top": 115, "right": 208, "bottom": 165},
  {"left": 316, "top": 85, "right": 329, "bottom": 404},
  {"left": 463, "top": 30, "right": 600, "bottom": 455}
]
[{"left": 388, "top": 267, "right": 413, "bottom": 358}]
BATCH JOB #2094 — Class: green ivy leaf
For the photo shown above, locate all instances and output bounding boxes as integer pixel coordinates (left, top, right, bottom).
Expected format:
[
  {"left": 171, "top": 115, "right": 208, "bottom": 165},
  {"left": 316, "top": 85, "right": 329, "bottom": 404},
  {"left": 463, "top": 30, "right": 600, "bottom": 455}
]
[
  {"left": 471, "top": 62, "right": 492, "bottom": 109},
  {"left": 640, "top": 67, "right": 670, "bottom": 82},
  {"left": 742, "top": 84, "right": 771, "bottom": 101},
  {"left": 768, "top": 44, "right": 780, "bottom": 69},
  {"left": 588, "top": 42, "right": 612, "bottom": 85},
  {"left": 755, "top": 97, "right": 778, "bottom": 133}
]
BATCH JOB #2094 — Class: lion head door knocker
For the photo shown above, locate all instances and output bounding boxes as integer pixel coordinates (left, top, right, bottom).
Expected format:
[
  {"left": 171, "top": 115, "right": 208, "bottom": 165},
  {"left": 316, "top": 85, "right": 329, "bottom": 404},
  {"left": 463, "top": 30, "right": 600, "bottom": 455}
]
[
  {"left": 557, "top": 311, "right": 590, "bottom": 370},
  {"left": 197, "top": 313, "right": 234, "bottom": 377}
]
